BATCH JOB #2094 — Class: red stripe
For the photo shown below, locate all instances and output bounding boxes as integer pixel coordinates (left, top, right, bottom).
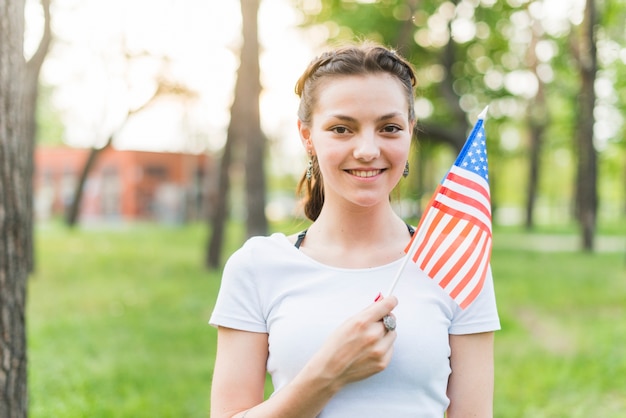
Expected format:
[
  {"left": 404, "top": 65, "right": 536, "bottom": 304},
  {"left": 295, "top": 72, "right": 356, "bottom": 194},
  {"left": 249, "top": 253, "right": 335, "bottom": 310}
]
[
  {"left": 449, "top": 235, "right": 490, "bottom": 299},
  {"left": 446, "top": 171, "right": 489, "bottom": 203},
  {"left": 411, "top": 209, "right": 445, "bottom": 263},
  {"left": 427, "top": 220, "right": 474, "bottom": 279},
  {"left": 404, "top": 185, "right": 442, "bottom": 254},
  {"left": 437, "top": 186, "right": 491, "bottom": 220},
  {"left": 432, "top": 200, "right": 492, "bottom": 237},
  {"left": 459, "top": 248, "right": 491, "bottom": 309},
  {"left": 419, "top": 216, "right": 461, "bottom": 272},
  {"left": 437, "top": 227, "right": 483, "bottom": 288}
]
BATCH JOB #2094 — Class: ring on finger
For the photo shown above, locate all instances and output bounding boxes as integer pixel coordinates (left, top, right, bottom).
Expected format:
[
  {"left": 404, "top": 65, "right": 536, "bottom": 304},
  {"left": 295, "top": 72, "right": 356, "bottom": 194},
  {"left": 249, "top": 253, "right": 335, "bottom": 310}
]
[{"left": 382, "top": 314, "right": 396, "bottom": 332}]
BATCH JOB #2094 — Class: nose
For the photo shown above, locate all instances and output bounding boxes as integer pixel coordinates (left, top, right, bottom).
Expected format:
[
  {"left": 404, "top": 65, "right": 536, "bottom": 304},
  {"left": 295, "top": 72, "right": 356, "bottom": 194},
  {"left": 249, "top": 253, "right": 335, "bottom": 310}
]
[{"left": 353, "top": 132, "right": 380, "bottom": 161}]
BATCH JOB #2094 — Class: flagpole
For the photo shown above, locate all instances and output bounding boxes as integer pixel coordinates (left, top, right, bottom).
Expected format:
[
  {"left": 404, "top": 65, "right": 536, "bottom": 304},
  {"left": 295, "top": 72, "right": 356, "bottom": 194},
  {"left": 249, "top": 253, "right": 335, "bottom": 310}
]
[
  {"left": 385, "top": 106, "right": 489, "bottom": 298},
  {"left": 385, "top": 223, "right": 422, "bottom": 296}
]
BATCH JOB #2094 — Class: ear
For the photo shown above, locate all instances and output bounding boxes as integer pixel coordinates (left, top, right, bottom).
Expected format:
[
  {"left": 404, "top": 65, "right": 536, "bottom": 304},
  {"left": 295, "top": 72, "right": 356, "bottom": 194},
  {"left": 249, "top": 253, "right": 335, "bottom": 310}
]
[{"left": 298, "top": 120, "right": 314, "bottom": 154}]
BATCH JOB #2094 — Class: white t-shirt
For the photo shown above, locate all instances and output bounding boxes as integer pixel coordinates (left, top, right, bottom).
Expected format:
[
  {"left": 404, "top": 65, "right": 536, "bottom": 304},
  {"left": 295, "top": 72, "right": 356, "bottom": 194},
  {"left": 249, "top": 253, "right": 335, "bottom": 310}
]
[{"left": 210, "top": 233, "right": 500, "bottom": 417}]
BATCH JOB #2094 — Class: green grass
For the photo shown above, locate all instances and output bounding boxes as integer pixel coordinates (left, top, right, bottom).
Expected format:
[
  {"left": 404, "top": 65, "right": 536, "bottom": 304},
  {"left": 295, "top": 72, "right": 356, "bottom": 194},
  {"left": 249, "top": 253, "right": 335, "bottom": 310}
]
[
  {"left": 28, "top": 222, "right": 626, "bottom": 417},
  {"left": 29, "top": 223, "right": 221, "bottom": 417}
]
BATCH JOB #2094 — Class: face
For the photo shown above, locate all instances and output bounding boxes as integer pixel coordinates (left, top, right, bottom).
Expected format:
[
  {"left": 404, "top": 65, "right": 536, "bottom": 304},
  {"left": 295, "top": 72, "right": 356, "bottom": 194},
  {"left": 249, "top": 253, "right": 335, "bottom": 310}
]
[{"left": 299, "top": 73, "right": 413, "bottom": 211}]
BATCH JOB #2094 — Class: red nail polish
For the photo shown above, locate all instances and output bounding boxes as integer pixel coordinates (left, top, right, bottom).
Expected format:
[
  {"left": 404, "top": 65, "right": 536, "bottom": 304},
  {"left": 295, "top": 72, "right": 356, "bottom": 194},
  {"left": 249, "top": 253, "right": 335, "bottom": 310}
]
[{"left": 374, "top": 292, "right": 383, "bottom": 302}]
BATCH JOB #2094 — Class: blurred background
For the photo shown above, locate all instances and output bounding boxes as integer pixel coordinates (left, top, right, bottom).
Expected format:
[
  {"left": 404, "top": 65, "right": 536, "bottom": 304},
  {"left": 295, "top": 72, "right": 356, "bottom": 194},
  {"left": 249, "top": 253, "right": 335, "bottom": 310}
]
[{"left": 1, "top": 0, "right": 625, "bottom": 416}]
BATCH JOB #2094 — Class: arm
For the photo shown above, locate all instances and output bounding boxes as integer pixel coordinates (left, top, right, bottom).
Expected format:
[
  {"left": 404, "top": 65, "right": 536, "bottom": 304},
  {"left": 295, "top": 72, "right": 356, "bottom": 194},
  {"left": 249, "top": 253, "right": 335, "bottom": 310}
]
[
  {"left": 446, "top": 332, "right": 495, "bottom": 418},
  {"left": 211, "top": 328, "right": 269, "bottom": 418},
  {"left": 210, "top": 296, "right": 398, "bottom": 418}
]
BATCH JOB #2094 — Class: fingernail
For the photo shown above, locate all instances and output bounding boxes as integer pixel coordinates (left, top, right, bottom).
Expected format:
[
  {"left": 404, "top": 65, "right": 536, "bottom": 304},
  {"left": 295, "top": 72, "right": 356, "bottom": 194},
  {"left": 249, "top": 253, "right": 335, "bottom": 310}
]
[{"left": 374, "top": 292, "right": 383, "bottom": 302}]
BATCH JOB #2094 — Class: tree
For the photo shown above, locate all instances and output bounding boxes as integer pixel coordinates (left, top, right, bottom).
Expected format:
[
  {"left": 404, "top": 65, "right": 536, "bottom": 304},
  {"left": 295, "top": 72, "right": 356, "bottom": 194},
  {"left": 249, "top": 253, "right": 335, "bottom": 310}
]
[
  {"left": 64, "top": 76, "right": 196, "bottom": 227},
  {"left": 573, "top": 0, "right": 598, "bottom": 251},
  {"left": 0, "top": 0, "right": 42, "bottom": 414},
  {"left": 22, "top": 0, "right": 51, "bottom": 269},
  {"left": 207, "top": 0, "right": 266, "bottom": 268},
  {"left": 0, "top": 1, "right": 28, "bottom": 411},
  {"left": 524, "top": 16, "right": 548, "bottom": 230},
  {"left": 242, "top": 0, "right": 268, "bottom": 239}
]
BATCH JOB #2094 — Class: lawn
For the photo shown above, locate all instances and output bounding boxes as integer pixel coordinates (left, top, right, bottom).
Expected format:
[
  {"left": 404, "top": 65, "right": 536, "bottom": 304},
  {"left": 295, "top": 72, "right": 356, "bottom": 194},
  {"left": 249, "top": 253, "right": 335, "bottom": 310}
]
[{"left": 28, "top": 222, "right": 626, "bottom": 417}]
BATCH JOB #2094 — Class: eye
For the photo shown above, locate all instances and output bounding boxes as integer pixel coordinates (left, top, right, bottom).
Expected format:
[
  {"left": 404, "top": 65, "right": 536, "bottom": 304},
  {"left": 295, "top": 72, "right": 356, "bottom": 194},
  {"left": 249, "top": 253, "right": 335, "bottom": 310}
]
[
  {"left": 381, "top": 124, "right": 402, "bottom": 134},
  {"left": 330, "top": 126, "right": 351, "bottom": 134}
]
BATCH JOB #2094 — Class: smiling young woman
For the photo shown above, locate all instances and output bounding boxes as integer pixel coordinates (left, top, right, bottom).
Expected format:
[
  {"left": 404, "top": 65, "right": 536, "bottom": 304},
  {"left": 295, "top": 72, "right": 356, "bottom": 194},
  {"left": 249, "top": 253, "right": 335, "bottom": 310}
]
[{"left": 209, "top": 41, "right": 500, "bottom": 418}]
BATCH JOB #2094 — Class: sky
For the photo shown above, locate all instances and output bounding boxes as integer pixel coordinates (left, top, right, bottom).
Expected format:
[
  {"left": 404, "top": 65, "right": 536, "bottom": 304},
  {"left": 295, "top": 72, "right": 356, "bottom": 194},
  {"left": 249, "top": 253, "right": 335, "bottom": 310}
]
[
  {"left": 26, "top": 0, "right": 320, "bottom": 171},
  {"left": 26, "top": 0, "right": 621, "bottom": 165}
]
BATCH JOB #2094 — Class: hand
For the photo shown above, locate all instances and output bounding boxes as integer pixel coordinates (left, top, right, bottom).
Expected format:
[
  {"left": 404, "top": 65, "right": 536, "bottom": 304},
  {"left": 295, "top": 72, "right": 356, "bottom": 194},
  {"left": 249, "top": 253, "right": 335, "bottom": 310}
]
[{"left": 307, "top": 295, "right": 398, "bottom": 389}]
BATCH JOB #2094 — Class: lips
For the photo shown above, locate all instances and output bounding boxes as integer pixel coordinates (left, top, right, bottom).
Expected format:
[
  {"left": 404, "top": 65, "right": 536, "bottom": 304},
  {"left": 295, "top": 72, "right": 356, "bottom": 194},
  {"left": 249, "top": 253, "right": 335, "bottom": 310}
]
[{"left": 346, "top": 169, "right": 384, "bottom": 178}]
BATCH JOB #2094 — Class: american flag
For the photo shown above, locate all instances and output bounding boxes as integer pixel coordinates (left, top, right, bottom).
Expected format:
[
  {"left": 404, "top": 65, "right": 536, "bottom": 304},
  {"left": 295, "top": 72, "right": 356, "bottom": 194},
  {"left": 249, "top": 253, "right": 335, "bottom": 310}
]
[{"left": 406, "top": 108, "right": 491, "bottom": 309}]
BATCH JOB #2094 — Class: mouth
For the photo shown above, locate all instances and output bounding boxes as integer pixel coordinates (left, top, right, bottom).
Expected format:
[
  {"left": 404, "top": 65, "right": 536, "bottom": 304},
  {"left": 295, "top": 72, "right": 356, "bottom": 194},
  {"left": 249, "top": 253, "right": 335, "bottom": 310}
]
[{"left": 346, "top": 169, "right": 384, "bottom": 178}]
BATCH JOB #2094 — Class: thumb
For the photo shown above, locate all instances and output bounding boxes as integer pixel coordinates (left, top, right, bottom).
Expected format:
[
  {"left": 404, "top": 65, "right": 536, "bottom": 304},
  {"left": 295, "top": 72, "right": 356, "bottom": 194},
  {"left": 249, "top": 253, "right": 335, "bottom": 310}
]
[{"left": 368, "top": 294, "right": 398, "bottom": 319}]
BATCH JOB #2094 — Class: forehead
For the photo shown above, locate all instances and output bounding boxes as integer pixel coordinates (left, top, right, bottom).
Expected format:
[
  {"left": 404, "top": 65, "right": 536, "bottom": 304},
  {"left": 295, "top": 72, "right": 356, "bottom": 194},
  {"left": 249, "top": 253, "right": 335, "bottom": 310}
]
[{"left": 314, "top": 73, "right": 409, "bottom": 117}]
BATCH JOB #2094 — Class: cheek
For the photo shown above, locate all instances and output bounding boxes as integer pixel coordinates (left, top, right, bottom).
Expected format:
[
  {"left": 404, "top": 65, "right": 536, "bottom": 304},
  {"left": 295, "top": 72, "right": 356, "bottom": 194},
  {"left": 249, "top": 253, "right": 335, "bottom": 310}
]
[{"left": 390, "top": 140, "right": 411, "bottom": 162}]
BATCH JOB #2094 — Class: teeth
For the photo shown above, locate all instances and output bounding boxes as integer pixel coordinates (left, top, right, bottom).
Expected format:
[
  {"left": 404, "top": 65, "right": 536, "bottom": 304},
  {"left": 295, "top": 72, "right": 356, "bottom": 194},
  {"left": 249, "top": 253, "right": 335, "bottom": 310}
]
[{"left": 350, "top": 170, "right": 381, "bottom": 178}]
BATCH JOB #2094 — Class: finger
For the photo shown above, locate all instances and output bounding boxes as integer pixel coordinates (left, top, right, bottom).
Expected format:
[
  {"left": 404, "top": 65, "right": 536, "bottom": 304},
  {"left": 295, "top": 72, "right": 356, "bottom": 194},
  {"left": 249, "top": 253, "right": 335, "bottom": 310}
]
[{"left": 365, "top": 295, "right": 398, "bottom": 321}]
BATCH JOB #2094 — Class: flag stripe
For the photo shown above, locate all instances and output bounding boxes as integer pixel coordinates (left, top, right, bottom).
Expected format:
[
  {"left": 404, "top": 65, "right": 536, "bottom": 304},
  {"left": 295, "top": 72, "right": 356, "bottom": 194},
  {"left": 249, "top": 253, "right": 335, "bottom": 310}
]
[
  {"left": 449, "top": 235, "right": 490, "bottom": 299},
  {"left": 446, "top": 169, "right": 490, "bottom": 203},
  {"left": 442, "top": 169, "right": 490, "bottom": 213},
  {"left": 425, "top": 219, "right": 474, "bottom": 279},
  {"left": 436, "top": 226, "right": 484, "bottom": 288},
  {"left": 432, "top": 200, "right": 491, "bottom": 237},
  {"left": 411, "top": 208, "right": 445, "bottom": 263},
  {"left": 437, "top": 185, "right": 491, "bottom": 221},
  {"left": 419, "top": 215, "right": 461, "bottom": 272},
  {"left": 459, "top": 257, "right": 491, "bottom": 309}
]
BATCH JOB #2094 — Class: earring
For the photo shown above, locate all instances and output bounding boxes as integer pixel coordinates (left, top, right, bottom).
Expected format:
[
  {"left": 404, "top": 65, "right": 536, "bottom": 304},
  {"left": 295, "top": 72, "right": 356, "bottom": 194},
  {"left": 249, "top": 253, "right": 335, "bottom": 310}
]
[
  {"left": 306, "top": 155, "right": 313, "bottom": 181},
  {"left": 403, "top": 161, "right": 410, "bottom": 178}
]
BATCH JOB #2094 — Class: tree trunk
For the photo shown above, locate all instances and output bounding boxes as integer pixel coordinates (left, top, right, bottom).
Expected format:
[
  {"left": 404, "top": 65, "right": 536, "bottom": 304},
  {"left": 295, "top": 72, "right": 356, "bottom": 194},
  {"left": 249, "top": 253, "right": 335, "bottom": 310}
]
[
  {"left": 206, "top": 0, "right": 266, "bottom": 267},
  {"left": 65, "top": 138, "right": 112, "bottom": 227},
  {"left": 525, "top": 122, "right": 543, "bottom": 229},
  {"left": 241, "top": 0, "right": 267, "bottom": 238},
  {"left": 575, "top": 0, "right": 598, "bottom": 252},
  {"left": 206, "top": 133, "right": 235, "bottom": 268},
  {"left": 524, "top": 22, "right": 548, "bottom": 230},
  {"left": 0, "top": 0, "right": 29, "bottom": 415},
  {"left": 22, "top": 0, "right": 51, "bottom": 271}
]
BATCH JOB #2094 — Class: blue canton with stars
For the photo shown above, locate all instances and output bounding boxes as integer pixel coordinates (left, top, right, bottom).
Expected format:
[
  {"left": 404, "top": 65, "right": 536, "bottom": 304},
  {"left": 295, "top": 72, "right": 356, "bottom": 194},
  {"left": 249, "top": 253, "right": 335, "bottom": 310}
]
[{"left": 451, "top": 118, "right": 489, "bottom": 184}]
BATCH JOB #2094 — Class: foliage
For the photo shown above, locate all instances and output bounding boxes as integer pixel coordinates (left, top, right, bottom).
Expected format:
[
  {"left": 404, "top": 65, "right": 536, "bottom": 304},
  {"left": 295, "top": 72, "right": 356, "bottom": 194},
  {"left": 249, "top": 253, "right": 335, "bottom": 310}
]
[
  {"left": 28, "top": 222, "right": 626, "bottom": 417},
  {"left": 292, "top": 0, "right": 626, "bottom": 226}
]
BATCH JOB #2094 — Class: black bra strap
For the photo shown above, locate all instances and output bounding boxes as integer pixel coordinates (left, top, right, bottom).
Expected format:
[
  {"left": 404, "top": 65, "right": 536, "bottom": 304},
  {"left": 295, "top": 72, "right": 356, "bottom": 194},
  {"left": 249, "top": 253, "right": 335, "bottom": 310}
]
[
  {"left": 294, "top": 229, "right": 307, "bottom": 249},
  {"left": 294, "top": 223, "right": 414, "bottom": 249}
]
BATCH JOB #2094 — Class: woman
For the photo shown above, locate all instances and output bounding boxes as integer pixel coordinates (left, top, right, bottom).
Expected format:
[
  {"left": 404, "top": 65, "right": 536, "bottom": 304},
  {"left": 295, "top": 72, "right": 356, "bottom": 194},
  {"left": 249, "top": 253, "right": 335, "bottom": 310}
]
[{"left": 210, "top": 42, "right": 500, "bottom": 418}]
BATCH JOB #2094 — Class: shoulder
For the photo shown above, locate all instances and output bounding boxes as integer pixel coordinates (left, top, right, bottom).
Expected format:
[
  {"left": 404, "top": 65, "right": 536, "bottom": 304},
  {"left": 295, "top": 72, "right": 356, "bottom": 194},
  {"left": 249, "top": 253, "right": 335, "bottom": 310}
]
[
  {"left": 449, "top": 267, "right": 500, "bottom": 334},
  {"left": 224, "top": 233, "right": 295, "bottom": 271}
]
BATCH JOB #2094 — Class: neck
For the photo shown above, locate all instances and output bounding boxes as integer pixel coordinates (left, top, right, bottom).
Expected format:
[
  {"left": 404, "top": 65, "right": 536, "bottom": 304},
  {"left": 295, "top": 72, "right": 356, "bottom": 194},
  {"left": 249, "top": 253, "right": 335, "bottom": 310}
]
[{"left": 310, "top": 201, "right": 406, "bottom": 247}]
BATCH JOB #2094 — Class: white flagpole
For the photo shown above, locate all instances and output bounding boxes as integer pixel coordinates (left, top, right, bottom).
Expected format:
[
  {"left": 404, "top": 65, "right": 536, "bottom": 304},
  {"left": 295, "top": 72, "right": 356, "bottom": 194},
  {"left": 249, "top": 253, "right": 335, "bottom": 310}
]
[
  {"left": 385, "top": 106, "right": 489, "bottom": 297},
  {"left": 385, "top": 207, "right": 436, "bottom": 296}
]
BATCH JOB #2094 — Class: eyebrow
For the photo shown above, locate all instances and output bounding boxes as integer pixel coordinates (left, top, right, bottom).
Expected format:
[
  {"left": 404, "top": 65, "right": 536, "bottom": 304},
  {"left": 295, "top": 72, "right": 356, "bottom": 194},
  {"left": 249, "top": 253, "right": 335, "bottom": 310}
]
[{"left": 328, "top": 112, "right": 405, "bottom": 123}]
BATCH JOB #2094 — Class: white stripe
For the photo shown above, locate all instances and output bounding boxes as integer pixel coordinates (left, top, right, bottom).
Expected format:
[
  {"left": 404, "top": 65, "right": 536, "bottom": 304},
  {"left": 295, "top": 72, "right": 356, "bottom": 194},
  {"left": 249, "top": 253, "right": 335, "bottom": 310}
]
[
  {"left": 435, "top": 193, "right": 491, "bottom": 228},
  {"left": 410, "top": 206, "right": 441, "bottom": 260},
  {"left": 442, "top": 175, "right": 491, "bottom": 215},
  {"left": 449, "top": 165, "right": 490, "bottom": 189},
  {"left": 421, "top": 218, "right": 471, "bottom": 273},
  {"left": 414, "top": 211, "right": 453, "bottom": 266},
  {"left": 455, "top": 238, "right": 492, "bottom": 305},
  {"left": 430, "top": 223, "right": 481, "bottom": 283},
  {"left": 441, "top": 229, "right": 488, "bottom": 295}
]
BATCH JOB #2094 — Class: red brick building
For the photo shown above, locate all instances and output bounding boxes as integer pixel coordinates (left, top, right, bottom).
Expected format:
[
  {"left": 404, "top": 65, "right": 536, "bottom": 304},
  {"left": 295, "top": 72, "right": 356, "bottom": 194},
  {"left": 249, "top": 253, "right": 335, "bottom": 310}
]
[{"left": 34, "top": 146, "right": 212, "bottom": 223}]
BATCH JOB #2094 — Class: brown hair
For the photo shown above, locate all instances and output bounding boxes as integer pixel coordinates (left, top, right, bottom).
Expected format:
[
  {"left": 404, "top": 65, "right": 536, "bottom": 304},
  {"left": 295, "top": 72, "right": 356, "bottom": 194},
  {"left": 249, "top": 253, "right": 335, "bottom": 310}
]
[{"left": 295, "top": 42, "right": 417, "bottom": 221}]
